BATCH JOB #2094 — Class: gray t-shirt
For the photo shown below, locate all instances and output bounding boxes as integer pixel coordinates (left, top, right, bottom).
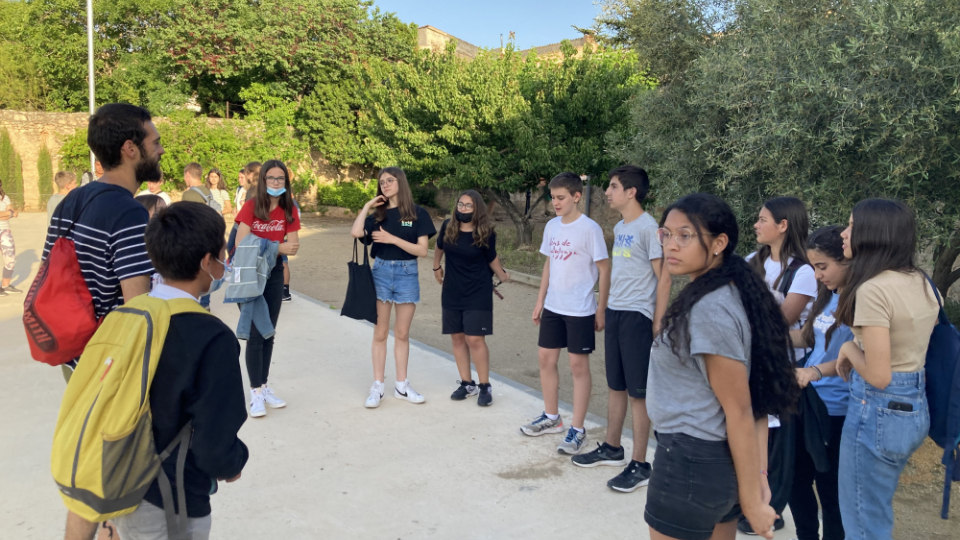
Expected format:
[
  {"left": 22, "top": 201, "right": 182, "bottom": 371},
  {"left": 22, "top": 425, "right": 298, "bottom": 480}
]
[
  {"left": 647, "top": 284, "right": 752, "bottom": 441},
  {"left": 608, "top": 212, "right": 662, "bottom": 317},
  {"left": 47, "top": 193, "right": 66, "bottom": 227}
]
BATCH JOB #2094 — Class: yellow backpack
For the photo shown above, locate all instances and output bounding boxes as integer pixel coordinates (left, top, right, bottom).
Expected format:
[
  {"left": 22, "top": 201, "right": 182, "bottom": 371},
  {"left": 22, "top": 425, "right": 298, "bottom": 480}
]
[{"left": 52, "top": 295, "right": 209, "bottom": 537}]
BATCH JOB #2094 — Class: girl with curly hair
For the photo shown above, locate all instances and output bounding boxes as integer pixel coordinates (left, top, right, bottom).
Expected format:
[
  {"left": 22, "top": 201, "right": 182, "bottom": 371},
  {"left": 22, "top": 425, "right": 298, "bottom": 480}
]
[
  {"left": 645, "top": 193, "right": 800, "bottom": 540},
  {"left": 787, "top": 225, "right": 853, "bottom": 540}
]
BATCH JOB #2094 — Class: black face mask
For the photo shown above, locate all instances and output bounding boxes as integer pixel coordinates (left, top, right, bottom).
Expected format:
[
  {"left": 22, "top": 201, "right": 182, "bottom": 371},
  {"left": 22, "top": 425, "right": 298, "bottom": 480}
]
[{"left": 455, "top": 211, "right": 474, "bottom": 223}]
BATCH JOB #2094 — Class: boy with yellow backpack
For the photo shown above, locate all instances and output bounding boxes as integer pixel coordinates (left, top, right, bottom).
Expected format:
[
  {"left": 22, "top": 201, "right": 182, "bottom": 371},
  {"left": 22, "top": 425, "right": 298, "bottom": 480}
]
[{"left": 54, "top": 202, "right": 249, "bottom": 540}]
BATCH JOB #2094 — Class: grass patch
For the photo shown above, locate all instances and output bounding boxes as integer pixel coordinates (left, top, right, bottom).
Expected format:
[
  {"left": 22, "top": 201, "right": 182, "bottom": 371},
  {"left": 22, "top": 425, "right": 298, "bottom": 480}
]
[{"left": 499, "top": 226, "right": 546, "bottom": 276}]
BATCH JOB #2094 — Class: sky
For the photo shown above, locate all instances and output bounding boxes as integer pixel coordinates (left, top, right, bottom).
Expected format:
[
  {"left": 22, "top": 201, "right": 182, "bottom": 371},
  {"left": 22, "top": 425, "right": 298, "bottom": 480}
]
[{"left": 372, "top": 0, "right": 603, "bottom": 50}]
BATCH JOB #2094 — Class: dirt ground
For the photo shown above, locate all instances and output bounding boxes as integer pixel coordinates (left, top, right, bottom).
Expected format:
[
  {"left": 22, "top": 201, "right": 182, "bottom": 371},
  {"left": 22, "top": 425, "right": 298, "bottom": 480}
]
[{"left": 289, "top": 215, "right": 958, "bottom": 539}]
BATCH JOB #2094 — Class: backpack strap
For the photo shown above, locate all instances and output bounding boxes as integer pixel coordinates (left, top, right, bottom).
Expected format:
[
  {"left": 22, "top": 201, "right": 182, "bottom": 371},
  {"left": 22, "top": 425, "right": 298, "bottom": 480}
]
[
  {"left": 776, "top": 258, "right": 807, "bottom": 296},
  {"left": 155, "top": 421, "right": 193, "bottom": 540},
  {"left": 54, "top": 189, "right": 113, "bottom": 239}
]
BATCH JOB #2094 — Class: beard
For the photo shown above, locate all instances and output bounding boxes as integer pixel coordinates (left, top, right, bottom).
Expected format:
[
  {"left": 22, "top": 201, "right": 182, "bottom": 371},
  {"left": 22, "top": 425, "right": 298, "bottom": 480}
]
[{"left": 134, "top": 150, "right": 162, "bottom": 186}]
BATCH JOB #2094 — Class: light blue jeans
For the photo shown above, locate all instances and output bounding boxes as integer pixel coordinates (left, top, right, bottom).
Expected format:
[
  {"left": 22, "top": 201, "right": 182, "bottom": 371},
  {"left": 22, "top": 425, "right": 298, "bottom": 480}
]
[{"left": 839, "top": 370, "right": 929, "bottom": 540}]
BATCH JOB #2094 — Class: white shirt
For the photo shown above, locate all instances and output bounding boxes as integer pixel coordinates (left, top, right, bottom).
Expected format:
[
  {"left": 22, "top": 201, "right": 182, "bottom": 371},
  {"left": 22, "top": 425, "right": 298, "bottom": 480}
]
[
  {"left": 539, "top": 214, "right": 609, "bottom": 317},
  {"left": 136, "top": 190, "right": 172, "bottom": 206},
  {"left": 149, "top": 283, "right": 200, "bottom": 302}
]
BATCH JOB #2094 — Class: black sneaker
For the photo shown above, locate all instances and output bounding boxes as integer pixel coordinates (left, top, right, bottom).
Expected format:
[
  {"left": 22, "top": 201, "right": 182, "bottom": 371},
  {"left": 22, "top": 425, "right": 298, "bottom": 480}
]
[
  {"left": 571, "top": 442, "right": 627, "bottom": 468},
  {"left": 282, "top": 292, "right": 292, "bottom": 302},
  {"left": 607, "top": 460, "right": 651, "bottom": 492},
  {"left": 477, "top": 383, "right": 492, "bottom": 406},
  {"left": 737, "top": 516, "right": 785, "bottom": 535},
  {"left": 450, "top": 380, "right": 478, "bottom": 400},
  {"left": 0, "top": 289, "right": 7, "bottom": 297},
  {"left": 3, "top": 285, "right": 22, "bottom": 294}
]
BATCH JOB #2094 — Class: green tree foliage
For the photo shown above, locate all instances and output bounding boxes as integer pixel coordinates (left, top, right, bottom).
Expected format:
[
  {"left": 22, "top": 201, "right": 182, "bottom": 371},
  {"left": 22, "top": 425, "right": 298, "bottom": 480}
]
[
  {"left": 0, "top": 0, "right": 415, "bottom": 116},
  {"left": 317, "top": 181, "right": 378, "bottom": 212},
  {"left": 38, "top": 144, "right": 54, "bottom": 207},
  {"left": 362, "top": 42, "right": 652, "bottom": 243},
  {"left": 607, "top": 0, "right": 960, "bottom": 293},
  {"left": 60, "top": 111, "right": 311, "bottom": 193},
  {"left": 0, "top": 129, "right": 25, "bottom": 208}
]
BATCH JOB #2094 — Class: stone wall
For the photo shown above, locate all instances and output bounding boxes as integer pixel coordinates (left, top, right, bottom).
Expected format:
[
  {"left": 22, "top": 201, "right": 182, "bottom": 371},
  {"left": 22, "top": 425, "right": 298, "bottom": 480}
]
[{"left": 0, "top": 110, "right": 89, "bottom": 211}]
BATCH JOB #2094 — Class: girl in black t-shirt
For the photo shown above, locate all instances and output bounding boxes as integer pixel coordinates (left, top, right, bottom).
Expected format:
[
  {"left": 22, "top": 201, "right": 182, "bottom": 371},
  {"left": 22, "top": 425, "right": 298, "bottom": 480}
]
[
  {"left": 351, "top": 167, "right": 436, "bottom": 409},
  {"left": 433, "top": 190, "right": 510, "bottom": 406}
]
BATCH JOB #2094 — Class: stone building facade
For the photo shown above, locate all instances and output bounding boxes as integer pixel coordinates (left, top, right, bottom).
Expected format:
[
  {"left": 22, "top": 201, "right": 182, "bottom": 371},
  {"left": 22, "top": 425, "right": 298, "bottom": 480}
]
[{"left": 0, "top": 110, "right": 88, "bottom": 211}]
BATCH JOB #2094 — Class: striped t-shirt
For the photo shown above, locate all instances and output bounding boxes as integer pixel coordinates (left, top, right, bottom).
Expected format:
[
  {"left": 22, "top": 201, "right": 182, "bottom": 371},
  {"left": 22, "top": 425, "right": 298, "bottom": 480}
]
[{"left": 43, "top": 182, "right": 154, "bottom": 320}]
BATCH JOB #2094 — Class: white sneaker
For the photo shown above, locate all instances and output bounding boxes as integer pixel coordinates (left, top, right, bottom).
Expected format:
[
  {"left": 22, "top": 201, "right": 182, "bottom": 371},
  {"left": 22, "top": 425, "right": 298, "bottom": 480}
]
[
  {"left": 262, "top": 385, "right": 286, "bottom": 408},
  {"left": 250, "top": 389, "right": 266, "bottom": 418},
  {"left": 394, "top": 381, "right": 426, "bottom": 404},
  {"left": 365, "top": 381, "right": 385, "bottom": 409}
]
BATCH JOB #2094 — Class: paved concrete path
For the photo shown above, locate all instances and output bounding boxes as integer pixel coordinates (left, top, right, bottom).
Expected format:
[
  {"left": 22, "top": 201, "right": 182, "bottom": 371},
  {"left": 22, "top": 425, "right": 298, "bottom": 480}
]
[{"left": 1, "top": 212, "right": 799, "bottom": 539}]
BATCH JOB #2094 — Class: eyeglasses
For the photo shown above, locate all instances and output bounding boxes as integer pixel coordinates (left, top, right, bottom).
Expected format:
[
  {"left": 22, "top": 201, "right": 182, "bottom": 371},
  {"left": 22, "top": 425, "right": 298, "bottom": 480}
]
[
  {"left": 456, "top": 202, "right": 475, "bottom": 210},
  {"left": 379, "top": 177, "right": 396, "bottom": 187},
  {"left": 657, "top": 228, "right": 701, "bottom": 248},
  {"left": 264, "top": 176, "right": 286, "bottom": 185}
]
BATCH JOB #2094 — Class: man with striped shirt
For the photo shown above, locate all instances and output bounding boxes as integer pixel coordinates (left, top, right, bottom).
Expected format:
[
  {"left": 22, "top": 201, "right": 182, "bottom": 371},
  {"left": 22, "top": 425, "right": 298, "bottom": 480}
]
[
  {"left": 57, "top": 104, "right": 165, "bottom": 540},
  {"left": 46, "top": 103, "right": 163, "bottom": 371}
]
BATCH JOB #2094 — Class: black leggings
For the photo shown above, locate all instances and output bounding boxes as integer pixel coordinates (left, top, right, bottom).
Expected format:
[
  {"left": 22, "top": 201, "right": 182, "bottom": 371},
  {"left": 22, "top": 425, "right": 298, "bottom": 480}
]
[
  {"left": 245, "top": 260, "right": 284, "bottom": 388},
  {"left": 789, "top": 414, "right": 846, "bottom": 540}
]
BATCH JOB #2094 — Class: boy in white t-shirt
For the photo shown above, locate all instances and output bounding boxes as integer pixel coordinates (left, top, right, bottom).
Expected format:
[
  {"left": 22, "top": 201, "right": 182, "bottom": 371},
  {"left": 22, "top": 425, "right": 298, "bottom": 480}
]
[{"left": 520, "top": 172, "right": 610, "bottom": 455}]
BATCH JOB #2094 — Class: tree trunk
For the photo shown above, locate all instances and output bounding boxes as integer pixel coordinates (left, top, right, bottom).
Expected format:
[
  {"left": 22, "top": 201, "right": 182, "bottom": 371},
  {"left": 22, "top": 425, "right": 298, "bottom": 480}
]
[
  {"left": 932, "top": 233, "right": 960, "bottom": 295},
  {"left": 486, "top": 189, "right": 535, "bottom": 245}
]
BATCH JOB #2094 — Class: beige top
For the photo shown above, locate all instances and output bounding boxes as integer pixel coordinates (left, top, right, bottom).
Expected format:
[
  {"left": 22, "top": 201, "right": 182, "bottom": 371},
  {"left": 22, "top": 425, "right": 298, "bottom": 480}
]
[{"left": 851, "top": 270, "right": 939, "bottom": 373}]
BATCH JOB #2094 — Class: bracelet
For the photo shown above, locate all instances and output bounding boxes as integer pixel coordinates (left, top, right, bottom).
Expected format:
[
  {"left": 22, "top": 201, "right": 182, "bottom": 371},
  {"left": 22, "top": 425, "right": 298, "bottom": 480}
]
[
  {"left": 433, "top": 267, "right": 442, "bottom": 272},
  {"left": 761, "top": 469, "right": 768, "bottom": 477},
  {"left": 812, "top": 366, "right": 824, "bottom": 380}
]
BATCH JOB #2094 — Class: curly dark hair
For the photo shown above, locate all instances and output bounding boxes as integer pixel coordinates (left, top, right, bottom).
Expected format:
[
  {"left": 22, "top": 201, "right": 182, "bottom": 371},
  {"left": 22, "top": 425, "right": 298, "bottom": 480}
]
[
  {"left": 802, "top": 225, "right": 848, "bottom": 347},
  {"left": 659, "top": 193, "right": 801, "bottom": 418}
]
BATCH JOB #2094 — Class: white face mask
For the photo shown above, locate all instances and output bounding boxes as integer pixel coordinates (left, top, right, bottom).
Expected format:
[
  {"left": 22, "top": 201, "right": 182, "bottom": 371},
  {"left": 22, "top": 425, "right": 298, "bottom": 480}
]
[{"left": 202, "top": 257, "right": 231, "bottom": 296}]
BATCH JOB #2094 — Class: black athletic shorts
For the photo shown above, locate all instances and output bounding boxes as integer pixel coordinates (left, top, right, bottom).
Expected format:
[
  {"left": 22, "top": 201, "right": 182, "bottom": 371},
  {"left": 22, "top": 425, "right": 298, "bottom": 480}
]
[
  {"left": 644, "top": 432, "right": 742, "bottom": 540},
  {"left": 605, "top": 309, "right": 654, "bottom": 399},
  {"left": 442, "top": 308, "right": 493, "bottom": 336},
  {"left": 537, "top": 308, "right": 596, "bottom": 353}
]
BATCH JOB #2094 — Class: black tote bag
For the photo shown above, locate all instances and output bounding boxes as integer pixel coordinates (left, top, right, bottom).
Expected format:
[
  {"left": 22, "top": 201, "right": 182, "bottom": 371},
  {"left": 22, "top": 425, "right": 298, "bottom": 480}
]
[{"left": 341, "top": 238, "right": 378, "bottom": 324}]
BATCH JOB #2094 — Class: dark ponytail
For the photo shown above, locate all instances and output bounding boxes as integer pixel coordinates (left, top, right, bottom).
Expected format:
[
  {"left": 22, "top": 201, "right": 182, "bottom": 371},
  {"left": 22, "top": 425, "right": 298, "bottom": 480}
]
[
  {"left": 659, "top": 193, "right": 801, "bottom": 418},
  {"left": 801, "top": 225, "right": 847, "bottom": 347}
]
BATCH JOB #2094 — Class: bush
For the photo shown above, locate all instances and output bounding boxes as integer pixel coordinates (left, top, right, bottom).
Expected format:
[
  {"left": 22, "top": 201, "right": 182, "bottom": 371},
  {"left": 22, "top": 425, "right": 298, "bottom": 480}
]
[
  {"left": 0, "top": 128, "right": 24, "bottom": 208},
  {"left": 38, "top": 144, "right": 53, "bottom": 207},
  {"left": 317, "top": 181, "right": 378, "bottom": 212},
  {"left": 412, "top": 185, "right": 437, "bottom": 209},
  {"left": 59, "top": 110, "right": 311, "bottom": 193}
]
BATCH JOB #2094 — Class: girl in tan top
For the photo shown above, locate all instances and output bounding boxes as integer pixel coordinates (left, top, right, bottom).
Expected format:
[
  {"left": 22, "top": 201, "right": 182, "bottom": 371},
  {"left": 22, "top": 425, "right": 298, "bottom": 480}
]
[{"left": 834, "top": 198, "right": 939, "bottom": 540}]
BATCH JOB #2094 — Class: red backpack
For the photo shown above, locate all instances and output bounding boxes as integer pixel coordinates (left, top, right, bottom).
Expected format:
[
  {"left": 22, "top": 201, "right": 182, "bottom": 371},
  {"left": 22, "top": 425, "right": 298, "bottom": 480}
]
[{"left": 23, "top": 193, "right": 105, "bottom": 365}]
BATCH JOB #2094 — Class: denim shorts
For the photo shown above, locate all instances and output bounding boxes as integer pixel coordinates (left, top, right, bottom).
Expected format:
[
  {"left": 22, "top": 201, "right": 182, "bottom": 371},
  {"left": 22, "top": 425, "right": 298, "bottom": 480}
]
[
  {"left": 644, "top": 432, "right": 741, "bottom": 540},
  {"left": 372, "top": 258, "right": 420, "bottom": 304},
  {"left": 839, "top": 370, "right": 928, "bottom": 540}
]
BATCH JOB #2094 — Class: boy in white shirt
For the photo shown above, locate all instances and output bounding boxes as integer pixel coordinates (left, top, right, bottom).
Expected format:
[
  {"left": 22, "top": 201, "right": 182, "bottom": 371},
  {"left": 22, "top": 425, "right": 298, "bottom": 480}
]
[{"left": 521, "top": 172, "right": 611, "bottom": 455}]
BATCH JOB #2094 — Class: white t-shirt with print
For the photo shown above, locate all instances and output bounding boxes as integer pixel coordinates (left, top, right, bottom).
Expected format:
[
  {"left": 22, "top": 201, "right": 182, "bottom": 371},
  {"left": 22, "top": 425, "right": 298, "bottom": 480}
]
[
  {"left": 748, "top": 252, "right": 817, "bottom": 358},
  {"left": 539, "top": 214, "right": 609, "bottom": 317}
]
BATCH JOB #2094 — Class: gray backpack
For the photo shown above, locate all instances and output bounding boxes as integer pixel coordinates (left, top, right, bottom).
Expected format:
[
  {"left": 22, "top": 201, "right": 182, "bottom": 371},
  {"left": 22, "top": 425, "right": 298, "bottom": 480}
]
[{"left": 190, "top": 186, "right": 223, "bottom": 214}]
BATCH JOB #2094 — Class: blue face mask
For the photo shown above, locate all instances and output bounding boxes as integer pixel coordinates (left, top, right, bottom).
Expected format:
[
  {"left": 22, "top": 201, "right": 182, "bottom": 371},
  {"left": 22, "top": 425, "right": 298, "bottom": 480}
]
[
  {"left": 266, "top": 187, "right": 287, "bottom": 197},
  {"left": 203, "top": 258, "right": 231, "bottom": 296}
]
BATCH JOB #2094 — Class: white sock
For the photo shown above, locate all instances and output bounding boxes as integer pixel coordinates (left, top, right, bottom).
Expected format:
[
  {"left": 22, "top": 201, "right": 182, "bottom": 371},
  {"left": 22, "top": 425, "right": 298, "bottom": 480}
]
[
  {"left": 395, "top": 380, "right": 407, "bottom": 392},
  {"left": 573, "top": 426, "right": 585, "bottom": 434},
  {"left": 545, "top": 412, "right": 560, "bottom": 421}
]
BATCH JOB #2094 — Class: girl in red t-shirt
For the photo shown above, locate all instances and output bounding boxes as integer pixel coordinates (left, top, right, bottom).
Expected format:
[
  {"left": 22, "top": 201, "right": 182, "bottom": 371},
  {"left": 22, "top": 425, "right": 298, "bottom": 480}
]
[{"left": 235, "top": 159, "right": 301, "bottom": 418}]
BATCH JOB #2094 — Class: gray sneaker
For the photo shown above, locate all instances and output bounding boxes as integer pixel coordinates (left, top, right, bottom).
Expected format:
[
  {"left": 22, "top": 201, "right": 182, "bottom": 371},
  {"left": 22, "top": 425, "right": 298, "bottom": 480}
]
[
  {"left": 520, "top": 412, "right": 565, "bottom": 436},
  {"left": 557, "top": 426, "right": 587, "bottom": 455}
]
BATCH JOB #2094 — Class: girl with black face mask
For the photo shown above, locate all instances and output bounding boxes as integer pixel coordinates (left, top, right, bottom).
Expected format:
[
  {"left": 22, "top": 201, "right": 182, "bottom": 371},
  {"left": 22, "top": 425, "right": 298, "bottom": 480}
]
[{"left": 433, "top": 190, "right": 511, "bottom": 406}]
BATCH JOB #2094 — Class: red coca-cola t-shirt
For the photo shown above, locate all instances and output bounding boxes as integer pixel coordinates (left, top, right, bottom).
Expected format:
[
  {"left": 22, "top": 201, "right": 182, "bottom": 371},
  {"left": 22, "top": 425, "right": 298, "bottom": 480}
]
[{"left": 235, "top": 199, "right": 300, "bottom": 242}]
